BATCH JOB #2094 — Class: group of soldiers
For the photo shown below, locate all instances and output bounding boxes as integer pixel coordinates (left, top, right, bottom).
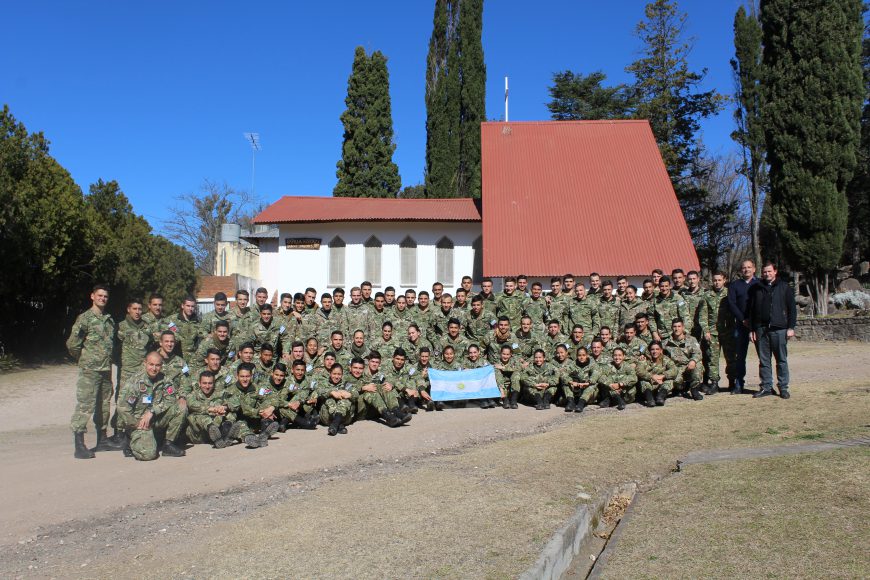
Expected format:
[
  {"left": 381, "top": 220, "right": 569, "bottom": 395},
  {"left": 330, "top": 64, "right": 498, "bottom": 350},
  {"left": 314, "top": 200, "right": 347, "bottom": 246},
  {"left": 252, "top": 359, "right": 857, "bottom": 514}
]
[{"left": 68, "top": 269, "right": 740, "bottom": 461}]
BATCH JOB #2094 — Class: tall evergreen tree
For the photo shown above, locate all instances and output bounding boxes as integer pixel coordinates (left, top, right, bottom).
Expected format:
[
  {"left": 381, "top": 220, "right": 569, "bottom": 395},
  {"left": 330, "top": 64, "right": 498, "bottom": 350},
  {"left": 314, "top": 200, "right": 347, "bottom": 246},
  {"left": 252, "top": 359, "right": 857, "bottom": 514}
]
[
  {"left": 547, "top": 71, "right": 635, "bottom": 120},
  {"left": 425, "top": 0, "right": 485, "bottom": 198},
  {"left": 626, "top": 0, "right": 730, "bottom": 271},
  {"left": 844, "top": 15, "right": 869, "bottom": 269},
  {"left": 760, "top": 0, "right": 864, "bottom": 310},
  {"left": 334, "top": 46, "right": 401, "bottom": 198},
  {"left": 731, "top": 3, "right": 766, "bottom": 268}
]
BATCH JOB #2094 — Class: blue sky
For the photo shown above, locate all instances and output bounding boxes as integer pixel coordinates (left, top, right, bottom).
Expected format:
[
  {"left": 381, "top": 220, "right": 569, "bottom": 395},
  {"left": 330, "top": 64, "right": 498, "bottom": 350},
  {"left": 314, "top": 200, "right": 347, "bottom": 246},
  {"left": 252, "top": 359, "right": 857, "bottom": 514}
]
[{"left": 3, "top": 1, "right": 747, "bottom": 229}]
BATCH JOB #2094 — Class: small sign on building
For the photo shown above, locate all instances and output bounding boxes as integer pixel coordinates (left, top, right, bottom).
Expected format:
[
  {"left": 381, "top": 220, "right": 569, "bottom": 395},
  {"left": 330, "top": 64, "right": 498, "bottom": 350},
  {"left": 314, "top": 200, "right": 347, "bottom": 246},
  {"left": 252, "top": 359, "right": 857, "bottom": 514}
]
[{"left": 285, "top": 237, "right": 322, "bottom": 250}]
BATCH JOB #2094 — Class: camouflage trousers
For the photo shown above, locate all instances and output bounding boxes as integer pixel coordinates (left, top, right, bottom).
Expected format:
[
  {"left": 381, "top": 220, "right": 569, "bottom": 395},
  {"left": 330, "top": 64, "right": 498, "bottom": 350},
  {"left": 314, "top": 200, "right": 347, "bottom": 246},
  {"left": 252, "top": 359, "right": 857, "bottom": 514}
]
[
  {"left": 673, "top": 363, "right": 704, "bottom": 391},
  {"left": 576, "top": 384, "right": 605, "bottom": 404},
  {"left": 706, "top": 331, "right": 735, "bottom": 383},
  {"left": 70, "top": 369, "right": 113, "bottom": 433},
  {"left": 319, "top": 398, "right": 354, "bottom": 424},
  {"left": 604, "top": 383, "right": 638, "bottom": 403},
  {"left": 522, "top": 384, "right": 556, "bottom": 404},
  {"left": 639, "top": 379, "right": 675, "bottom": 395},
  {"left": 278, "top": 402, "right": 316, "bottom": 423},
  {"left": 496, "top": 372, "right": 521, "bottom": 397},
  {"left": 128, "top": 404, "right": 187, "bottom": 461},
  {"left": 185, "top": 413, "right": 227, "bottom": 444},
  {"left": 357, "top": 386, "right": 401, "bottom": 418}
]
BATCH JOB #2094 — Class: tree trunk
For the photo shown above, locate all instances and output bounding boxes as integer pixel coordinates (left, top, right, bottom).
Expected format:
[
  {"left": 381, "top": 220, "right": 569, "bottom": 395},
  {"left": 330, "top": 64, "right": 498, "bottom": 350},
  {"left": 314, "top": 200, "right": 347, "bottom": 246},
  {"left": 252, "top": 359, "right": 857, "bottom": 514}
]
[
  {"left": 750, "top": 179, "right": 762, "bottom": 267},
  {"left": 810, "top": 274, "right": 830, "bottom": 317}
]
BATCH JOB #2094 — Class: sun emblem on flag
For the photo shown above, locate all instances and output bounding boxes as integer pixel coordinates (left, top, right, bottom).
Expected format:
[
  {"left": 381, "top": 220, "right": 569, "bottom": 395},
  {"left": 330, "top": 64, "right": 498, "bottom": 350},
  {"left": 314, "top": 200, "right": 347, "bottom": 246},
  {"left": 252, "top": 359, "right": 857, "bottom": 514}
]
[{"left": 456, "top": 382, "right": 466, "bottom": 390}]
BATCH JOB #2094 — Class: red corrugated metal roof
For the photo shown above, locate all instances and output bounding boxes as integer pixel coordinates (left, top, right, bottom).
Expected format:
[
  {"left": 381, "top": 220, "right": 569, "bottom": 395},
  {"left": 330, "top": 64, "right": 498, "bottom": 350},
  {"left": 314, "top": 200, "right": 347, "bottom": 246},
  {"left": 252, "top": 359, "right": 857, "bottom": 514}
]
[
  {"left": 481, "top": 120, "right": 700, "bottom": 277},
  {"left": 254, "top": 196, "right": 481, "bottom": 224}
]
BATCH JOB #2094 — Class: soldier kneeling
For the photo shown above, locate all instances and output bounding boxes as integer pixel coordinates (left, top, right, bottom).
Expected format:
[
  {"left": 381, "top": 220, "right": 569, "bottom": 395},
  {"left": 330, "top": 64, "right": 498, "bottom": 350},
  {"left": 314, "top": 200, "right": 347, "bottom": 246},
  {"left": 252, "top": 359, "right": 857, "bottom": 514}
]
[
  {"left": 116, "top": 352, "right": 188, "bottom": 460},
  {"left": 185, "top": 370, "right": 242, "bottom": 448}
]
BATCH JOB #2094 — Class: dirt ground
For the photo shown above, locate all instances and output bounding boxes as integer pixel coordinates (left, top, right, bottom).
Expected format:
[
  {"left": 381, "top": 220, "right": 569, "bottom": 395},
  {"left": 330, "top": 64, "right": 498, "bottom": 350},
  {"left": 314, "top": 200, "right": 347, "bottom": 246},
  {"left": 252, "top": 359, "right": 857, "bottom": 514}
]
[{"left": 1, "top": 342, "right": 868, "bottom": 578}]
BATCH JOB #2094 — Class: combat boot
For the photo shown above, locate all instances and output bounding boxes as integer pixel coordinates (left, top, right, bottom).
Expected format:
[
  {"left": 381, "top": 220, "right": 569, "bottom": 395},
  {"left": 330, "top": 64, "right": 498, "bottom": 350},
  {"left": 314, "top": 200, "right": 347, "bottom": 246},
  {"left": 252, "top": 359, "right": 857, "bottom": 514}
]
[
  {"left": 534, "top": 393, "right": 544, "bottom": 410},
  {"left": 117, "top": 432, "right": 133, "bottom": 457},
  {"left": 502, "top": 397, "right": 510, "bottom": 409},
  {"left": 226, "top": 421, "right": 243, "bottom": 443},
  {"left": 259, "top": 420, "right": 279, "bottom": 446},
  {"left": 435, "top": 401, "right": 446, "bottom": 411},
  {"left": 708, "top": 380, "right": 719, "bottom": 395},
  {"left": 327, "top": 413, "right": 343, "bottom": 436},
  {"left": 426, "top": 400, "right": 435, "bottom": 412},
  {"left": 244, "top": 434, "right": 262, "bottom": 448},
  {"left": 219, "top": 421, "right": 233, "bottom": 439},
  {"left": 641, "top": 389, "right": 655, "bottom": 407},
  {"left": 407, "top": 396, "right": 419, "bottom": 414},
  {"left": 690, "top": 387, "right": 704, "bottom": 401},
  {"left": 94, "top": 429, "right": 123, "bottom": 452},
  {"left": 74, "top": 432, "right": 95, "bottom": 459},
  {"left": 611, "top": 393, "right": 626, "bottom": 411},
  {"left": 542, "top": 392, "right": 552, "bottom": 409},
  {"left": 574, "top": 399, "right": 586, "bottom": 413},
  {"left": 161, "top": 440, "right": 186, "bottom": 457},
  {"left": 598, "top": 396, "right": 610, "bottom": 409},
  {"left": 293, "top": 414, "right": 317, "bottom": 429},
  {"left": 509, "top": 391, "right": 519, "bottom": 409},
  {"left": 393, "top": 407, "right": 413, "bottom": 424},
  {"left": 381, "top": 409, "right": 402, "bottom": 428},
  {"left": 208, "top": 424, "right": 226, "bottom": 449},
  {"left": 654, "top": 388, "right": 667, "bottom": 406},
  {"left": 565, "top": 398, "right": 576, "bottom": 412},
  {"left": 731, "top": 380, "right": 743, "bottom": 395},
  {"left": 278, "top": 417, "right": 290, "bottom": 433}
]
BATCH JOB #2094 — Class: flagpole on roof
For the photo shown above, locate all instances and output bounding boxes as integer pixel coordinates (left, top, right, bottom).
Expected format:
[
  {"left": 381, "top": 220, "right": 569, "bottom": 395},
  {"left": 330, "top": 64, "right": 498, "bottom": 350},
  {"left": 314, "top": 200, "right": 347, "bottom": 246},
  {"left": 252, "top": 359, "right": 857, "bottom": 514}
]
[{"left": 504, "top": 76, "right": 509, "bottom": 122}]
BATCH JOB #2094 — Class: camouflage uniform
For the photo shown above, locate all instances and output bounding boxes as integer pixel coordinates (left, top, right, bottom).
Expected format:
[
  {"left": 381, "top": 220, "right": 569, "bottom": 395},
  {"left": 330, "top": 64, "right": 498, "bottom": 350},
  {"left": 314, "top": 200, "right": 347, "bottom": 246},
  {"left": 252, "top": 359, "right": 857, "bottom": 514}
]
[
  {"left": 495, "top": 291, "right": 528, "bottom": 331},
  {"left": 400, "top": 336, "right": 434, "bottom": 366},
  {"left": 341, "top": 303, "right": 372, "bottom": 338},
  {"left": 663, "top": 334, "right": 704, "bottom": 393},
  {"left": 366, "top": 307, "right": 390, "bottom": 339},
  {"left": 248, "top": 320, "right": 284, "bottom": 355},
  {"left": 565, "top": 359, "right": 602, "bottom": 404},
  {"left": 388, "top": 307, "right": 414, "bottom": 340},
  {"left": 541, "top": 332, "right": 570, "bottom": 357},
  {"left": 160, "top": 353, "right": 191, "bottom": 390},
  {"left": 524, "top": 297, "right": 549, "bottom": 334},
  {"left": 185, "top": 387, "right": 234, "bottom": 443},
  {"left": 116, "top": 371, "right": 187, "bottom": 461},
  {"left": 200, "top": 309, "right": 232, "bottom": 336},
  {"left": 351, "top": 371, "right": 402, "bottom": 419},
  {"left": 430, "top": 307, "right": 464, "bottom": 338},
  {"left": 617, "top": 298, "right": 650, "bottom": 331},
  {"left": 264, "top": 375, "right": 319, "bottom": 424},
  {"left": 307, "top": 308, "right": 342, "bottom": 346},
  {"left": 568, "top": 297, "right": 598, "bottom": 336},
  {"left": 513, "top": 329, "right": 541, "bottom": 363},
  {"left": 680, "top": 287, "right": 708, "bottom": 340},
  {"left": 464, "top": 310, "right": 493, "bottom": 348},
  {"left": 520, "top": 361, "right": 558, "bottom": 401},
  {"left": 67, "top": 308, "right": 115, "bottom": 433},
  {"left": 172, "top": 314, "right": 202, "bottom": 359},
  {"left": 482, "top": 330, "right": 519, "bottom": 364},
  {"left": 410, "top": 306, "right": 435, "bottom": 342},
  {"left": 195, "top": 336, "right": 233, "bottom": 369},
  {"left": 619, "top": 337, "right": 649, "bottom": 363},
  {"left": 705, "top": 286, "right": 732, "bottom": 385},
  {"left": 653, "top": 293, "right": 687, "bottom": 338},
  {"left": 116, "top": 315, "right": 152, "bottom": 387},
  {"left": 596, "top": 296, "right": 620, "bottom": 336},
  {"left": 548, "top": 293, "right": 571, "bottom": 330},
  {"left": 636, "top": 356, "right": 678, "bottom": 396},
  {"left": 370, "top": 336, "right": 402, "bottom": 360},
  {"left": 597, "top": 361, "right": 639, "bottom": 403},
  {"left": 493, "top": 358, "right": 523, "bottom": 397},
  {"left": 479, "top": 293, "right": 498, "bottom": 320},
  {"left": 142, "top": 311, "right": 167, "bottom": 344},
  {"left": 438, "top": 333, "right": 471, "bottom": 358},
  {"left": 316, "top": 378, "right": 358, "bottom": 425}
]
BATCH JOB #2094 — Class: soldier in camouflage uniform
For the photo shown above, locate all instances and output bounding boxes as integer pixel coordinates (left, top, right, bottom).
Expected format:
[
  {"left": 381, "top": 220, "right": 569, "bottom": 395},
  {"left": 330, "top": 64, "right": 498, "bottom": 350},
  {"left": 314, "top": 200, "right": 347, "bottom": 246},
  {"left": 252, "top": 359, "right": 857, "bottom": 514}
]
[
  {"left": 371, "top": 322, "right": 402, "bottom": 360},
  {"left": 634, "top": 313, "right": 656, "bottom": 346},
  {"left": 564, "top": 347, "right": 601, "bottom": 413},
  {"left": 389, "top": 295, "right": 414, "bottom": 340},
  {"left": 326, "top": 330, "right": 353, "bottom": 369},
  {"left": 261, "top": 360, "right": 319, "bottom": 430},
  {"left": 652, "top": 276, "right": 687, "bottom": 341},
  {"left": 680, "top": 271, "right": 708, "bottom": 341},
  {"left": 67, "top": 284, "right": 122, "bottom": 458},
  {"left": 432, "top": 345, "right": 462, "bottom": 371},
  {"left": 348, "top": 329, "right": 370, "bottom": 361},
  {"left": 524, "top": 282, "right": 549, "bottom": 334},
  {"left": 316, "top": 364, "right": 358, "bottom": 435},
  {"left": 550, "top": 344, "right": 573, "bottom": 406},
  {"left": 184, "top": 370, "right": 241, "bottom": 447},
  {"left": 400, "top": 324, "right": 433, "bottom": 366},
  {"left": 617, "top": 285, "right": 649, "bottom": 331},
  {"left": 663, "top": 319, "right": 705, "bottom": 401},
  {"left": 546, "top": 278, "right": 570, "bottom": 331},
  {"left": 227, "top": 289, "right": 253, "bottom": 344},
  {"left": 478, "top": 279, "right": 498, "bottom": 320},
  {"left": 115, "top": 298, "right": 152, "bottom": 436},
  {"left": 172, "top": 295, "right": 202, "bottom": 359},
  {"left": 278, "top": 293, "right": 311, "bottom": 350},
  {"left": 520, "top": 349, "right": 558, "bottom": 409},
  {"left": 116, "top": 352, "right": 187, "bottom": 460},
  {"left": 256, "top": 362, "right": 314, "bottom": 432},
  {"left": 566, "top": 325, "right": 589, "bottom": 360},
  {"left": 464, "top": 295, "right": 493, "bottom": 349},
  {"left": 408, "top": 348, "right": 442, "bottom": 411},
  {"left": 514, "top": 316, "right": 541, "bottom": 364},
  {"left": 183, "top": 349, "right": 233, "bottom": 395},
  {"left": 195, "top": 321, "right": 233, "bottom": 370},
  {"left": 598, "top": 327, "right": 618, "bottom": 355},
  {"left": 307, "top": 293, "right": 342, "bottom": 346},
  {"left": 595, "top": 348, "right": 638, "bottom": 410},
  {"left": 704, "top": 271, "right": 732, "bottom": 393},
  {"left": 483, "top": 317, "right": 519, "bottom": 364},
  {"left": 587, "top": 339, "right": 613, "bottom": 407},
  {"left": 596, "top": 282, "right": 620, "bottom": 336},
  {"left": 635, "top": 341, "right": 678, "bottom": 407},
  {"left": 438, "top": 318, "right": 471, "bottom": 359},
  {"left": 495, "top": 277, "right": 528, "bottom": 331},
  {"left": 155, "top": 331, "right": 191, "bottom": 390},
  {"left": 366, "top": 293, "right": 390, "bottom": 338},
  {"left": 430, "top": 293, "right": 465, "bottom": 338},
  {"left": 568, "top": 285, "right": 598, "bottom": 340},
  {"left": 200, "top": 292, "right": 232, "bottom": 336},
  {"left": 382, "top": 347, "right": 424, "bottom": 413},
  {"left": 412, "top": 291, "right": 437, "bottom": 342},
  {"left": 141, "top": 293, "right": 166, "bottom": 344},
  {"left": 541, "top": 320, "right": 569, "bottom": 357},
  {"left": 619, "top": 324, "right": 648, "bottom": 362},
  {"left": 247, "top": 304, "right": 284, "bottom": 356},
  {"left": 493, "top": 344, "right": 522, "bottom": 409},
  {"left": 225, "top": 362, "right": 278, "bottom": 448},
  {"left": 341, "top": 287, "right": 372, "bottom": 340}
]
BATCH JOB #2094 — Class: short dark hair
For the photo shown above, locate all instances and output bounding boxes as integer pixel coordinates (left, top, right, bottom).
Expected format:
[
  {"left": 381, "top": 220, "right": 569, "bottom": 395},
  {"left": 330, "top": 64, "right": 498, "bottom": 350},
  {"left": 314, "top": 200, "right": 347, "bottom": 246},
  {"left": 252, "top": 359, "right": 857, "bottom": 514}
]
[
  {"left": 214, "top": 292, "right": 228, "bottom": 302},
  {"left": 235, "top": 289, "right": 249, "bottom": 298},
  {"left": 237, "top": 362, "right": 255, "bottom": 374}
]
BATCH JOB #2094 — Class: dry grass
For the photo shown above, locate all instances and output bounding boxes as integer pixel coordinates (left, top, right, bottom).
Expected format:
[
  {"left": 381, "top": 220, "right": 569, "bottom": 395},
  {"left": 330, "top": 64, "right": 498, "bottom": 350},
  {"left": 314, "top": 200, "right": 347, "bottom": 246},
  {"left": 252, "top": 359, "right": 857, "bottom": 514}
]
[
  {"left": 601, "top": 447, "right": 870, "bottom": 579},
  {"left": 27, "top": 343, "right": 870, "bottom": 579}
]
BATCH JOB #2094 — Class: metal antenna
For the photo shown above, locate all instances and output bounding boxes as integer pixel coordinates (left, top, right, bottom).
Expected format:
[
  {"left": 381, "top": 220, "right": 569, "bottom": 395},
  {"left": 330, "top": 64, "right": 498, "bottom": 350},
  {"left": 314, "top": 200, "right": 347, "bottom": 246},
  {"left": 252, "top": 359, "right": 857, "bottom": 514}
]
[
  {"left": 243, "top": 132, "right": 261, "bottom": 196},
  {"left": 505, "top": 76, "right": 509, "bottom": 122}
]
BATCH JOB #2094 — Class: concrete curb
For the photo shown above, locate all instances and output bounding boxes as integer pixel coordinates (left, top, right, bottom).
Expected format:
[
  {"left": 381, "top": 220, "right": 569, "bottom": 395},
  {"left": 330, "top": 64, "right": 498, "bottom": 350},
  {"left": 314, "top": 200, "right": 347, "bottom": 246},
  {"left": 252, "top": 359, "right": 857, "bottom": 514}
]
[{"left": 519, "top": 483, "right": 637, "bottom": 580}]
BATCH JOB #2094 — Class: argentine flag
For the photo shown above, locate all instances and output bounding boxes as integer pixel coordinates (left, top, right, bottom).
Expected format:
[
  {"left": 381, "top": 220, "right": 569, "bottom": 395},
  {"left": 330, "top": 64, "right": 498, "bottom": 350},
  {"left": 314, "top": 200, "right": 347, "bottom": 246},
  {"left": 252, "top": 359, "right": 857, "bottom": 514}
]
[{"left": 429, "top": 366, "right": 501, "bottom": 401}]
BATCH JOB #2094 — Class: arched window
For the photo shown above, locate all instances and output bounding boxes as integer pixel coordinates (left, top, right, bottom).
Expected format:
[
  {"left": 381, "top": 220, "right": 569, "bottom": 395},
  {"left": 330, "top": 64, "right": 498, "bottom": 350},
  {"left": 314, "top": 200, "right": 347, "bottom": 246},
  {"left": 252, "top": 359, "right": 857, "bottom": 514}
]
[
  {"left": 472, "top": 236, "right": 483, "bottom": 284},
  {"left": 400, "top": 236, "right": 417, "bottom": 286},
  {"left": 328, "top": 236, "right": 345, "bottom": 286},
  {"left": 364, "top": 235, "right": 382, "bottom": 286},
  {"left": 436, "top": 236, "right": 454, "bottom": 285}
]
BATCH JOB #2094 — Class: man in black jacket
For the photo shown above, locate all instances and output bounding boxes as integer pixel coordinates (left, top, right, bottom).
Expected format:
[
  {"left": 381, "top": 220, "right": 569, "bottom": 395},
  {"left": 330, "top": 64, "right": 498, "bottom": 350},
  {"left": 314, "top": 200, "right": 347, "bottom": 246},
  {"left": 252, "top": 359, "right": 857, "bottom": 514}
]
[
  {"left": 727, "top": 260, "right": 758, "bottom": 394},
  {"left": 748, "top": 263, "right": 797, "bottom": 399}
]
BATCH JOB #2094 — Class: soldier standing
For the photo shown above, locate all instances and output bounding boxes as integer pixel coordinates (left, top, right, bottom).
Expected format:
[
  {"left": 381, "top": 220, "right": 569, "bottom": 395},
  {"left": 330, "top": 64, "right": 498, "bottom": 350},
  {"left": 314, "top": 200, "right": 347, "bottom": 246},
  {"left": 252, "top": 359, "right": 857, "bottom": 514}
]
[{"left": 67, "top": 284, "right": 122, "bottom": 458}]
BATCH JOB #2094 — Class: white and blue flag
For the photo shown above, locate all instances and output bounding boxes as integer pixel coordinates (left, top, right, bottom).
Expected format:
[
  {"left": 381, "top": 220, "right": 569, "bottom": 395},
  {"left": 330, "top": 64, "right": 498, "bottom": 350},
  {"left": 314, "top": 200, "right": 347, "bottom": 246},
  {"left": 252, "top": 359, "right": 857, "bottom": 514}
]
[{"left": 429, "top": 366, "right": 501, "bottom": 402}]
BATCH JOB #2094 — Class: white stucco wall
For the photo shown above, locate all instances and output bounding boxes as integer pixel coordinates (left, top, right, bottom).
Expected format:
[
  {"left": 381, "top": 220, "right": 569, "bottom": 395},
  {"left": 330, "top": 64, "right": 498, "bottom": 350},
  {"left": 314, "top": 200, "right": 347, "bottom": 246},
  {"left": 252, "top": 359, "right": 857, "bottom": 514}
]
[{"left": 258, "top": 221, "right": 481, "bottom": 297}]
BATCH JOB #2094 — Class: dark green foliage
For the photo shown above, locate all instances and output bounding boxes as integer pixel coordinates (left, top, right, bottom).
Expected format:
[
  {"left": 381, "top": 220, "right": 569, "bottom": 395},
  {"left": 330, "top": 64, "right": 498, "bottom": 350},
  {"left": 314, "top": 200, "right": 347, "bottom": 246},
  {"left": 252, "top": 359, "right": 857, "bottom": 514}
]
[
  {"left": 0, "top": 105, "right": 196, "bottom": 358},
  {"left": 844, "top": 16, "right": 870, "bottom": 267},
  {"left": 399, "top": 184, "right": 427, "bottom": 198},
  {"left": 626, "top": 0, "right": 730, "bottom": 271},
  {"left": 760, "top": 0, "right": 864, "bottom": 275},
  {"left": 425, "top": 0, "right": 486, "bottom": 198},
  {"left": 334, "top": 47, "right": 401, "bottom": 198},
  {"left": 731, "top": 3, "right": 766, "bottom": 267},
  {"left": 547, "top": 71, "right": 635, "bottom": 120}
]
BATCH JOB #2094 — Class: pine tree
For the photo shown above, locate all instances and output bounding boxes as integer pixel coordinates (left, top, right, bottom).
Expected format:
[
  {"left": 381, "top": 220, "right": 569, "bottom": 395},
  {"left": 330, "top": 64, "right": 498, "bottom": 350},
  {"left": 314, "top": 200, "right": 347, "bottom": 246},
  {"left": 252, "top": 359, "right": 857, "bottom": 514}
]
[
  {"left": 334, "top": 47, "right": 401, "bottom": 198},
  {"left": 844, "top": 16, "right": 869, "bottom": 269},
  {"left": 760, "top": 0, "right": 864, "bottom": 310},
  {"left": 425, "top": 0, "right": 485, "bottom": 198},
  {"left": 731, "top": 3, "right": 766, "bottom": 268},
  {"left": 626, "top": 0, "right": 730, "bottom": 271},
  {"left": 547, "top": 71, "right": 635, "bottom": 120}
]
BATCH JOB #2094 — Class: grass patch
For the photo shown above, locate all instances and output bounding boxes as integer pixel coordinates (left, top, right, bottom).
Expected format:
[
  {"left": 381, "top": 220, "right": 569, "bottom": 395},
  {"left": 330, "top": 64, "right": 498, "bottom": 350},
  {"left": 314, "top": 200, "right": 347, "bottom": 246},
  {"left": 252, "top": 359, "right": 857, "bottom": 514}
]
[{"left": 602, "top": 447, "right": 870, "bottom": 579}]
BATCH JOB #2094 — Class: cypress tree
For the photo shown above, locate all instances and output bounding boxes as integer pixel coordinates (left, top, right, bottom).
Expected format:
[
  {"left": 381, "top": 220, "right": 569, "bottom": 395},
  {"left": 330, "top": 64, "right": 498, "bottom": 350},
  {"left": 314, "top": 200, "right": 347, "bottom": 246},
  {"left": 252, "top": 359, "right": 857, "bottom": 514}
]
[
  {"left": 731, "top": 3, "right": 766, "bottom": 268},
  {"left": 844, "top": 18, "right": 869, "bottom": 269},
  {"left": 425, "top": 0, "right": 485, "bottom": 199},
  {"left": 760, "top": 0, "right": 864, "bottom": 308},
  {"left": 334, "top": 47, "right": 401, "bottom": 198}
]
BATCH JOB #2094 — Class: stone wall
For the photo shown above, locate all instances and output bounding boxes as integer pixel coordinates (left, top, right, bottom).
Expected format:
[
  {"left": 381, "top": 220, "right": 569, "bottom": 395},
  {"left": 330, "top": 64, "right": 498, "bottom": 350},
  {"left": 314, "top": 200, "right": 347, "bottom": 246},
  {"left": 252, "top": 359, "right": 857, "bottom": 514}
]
[{"left": 794, "top": 316, "right": 870, "bottom": 342}]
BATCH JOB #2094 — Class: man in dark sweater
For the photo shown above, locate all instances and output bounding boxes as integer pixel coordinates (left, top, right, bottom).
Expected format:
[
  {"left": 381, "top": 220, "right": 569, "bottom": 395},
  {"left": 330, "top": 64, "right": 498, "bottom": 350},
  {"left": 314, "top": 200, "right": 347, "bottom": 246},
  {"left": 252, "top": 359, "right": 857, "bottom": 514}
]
[
  {"left": 748, "top": 262, "right": 797, "bottom": 399},
  {"left": 727, "top": 260, "right": 758, "bottom": 393}
]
